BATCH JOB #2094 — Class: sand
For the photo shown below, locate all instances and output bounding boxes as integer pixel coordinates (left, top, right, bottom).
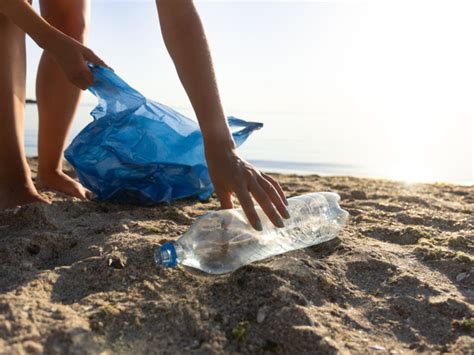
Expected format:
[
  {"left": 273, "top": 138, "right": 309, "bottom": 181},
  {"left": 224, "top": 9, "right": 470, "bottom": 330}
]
[{"left": 0, "top": 158, "right": 473, "bottom": 354}]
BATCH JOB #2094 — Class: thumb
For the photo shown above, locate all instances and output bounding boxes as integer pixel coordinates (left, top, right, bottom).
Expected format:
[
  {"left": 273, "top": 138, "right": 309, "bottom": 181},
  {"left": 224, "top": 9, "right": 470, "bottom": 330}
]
[{"left": 84, "top": 49, "right": 109, "bottom": 69}]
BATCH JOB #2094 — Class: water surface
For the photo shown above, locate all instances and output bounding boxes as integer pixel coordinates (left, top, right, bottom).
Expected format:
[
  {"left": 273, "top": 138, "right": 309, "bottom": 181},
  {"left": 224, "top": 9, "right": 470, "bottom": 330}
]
[{"left": 24, "top": 103, "right": 473, "bottom": 185}]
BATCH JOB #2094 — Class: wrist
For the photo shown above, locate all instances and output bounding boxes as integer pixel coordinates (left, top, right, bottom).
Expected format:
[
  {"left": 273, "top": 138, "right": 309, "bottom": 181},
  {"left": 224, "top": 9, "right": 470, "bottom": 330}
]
[
  {"left": 201, "top": 119, "right": 236, "bottom": 151},
  {"left": 203, "top": 133, "right": 236, "bottom": 152}
]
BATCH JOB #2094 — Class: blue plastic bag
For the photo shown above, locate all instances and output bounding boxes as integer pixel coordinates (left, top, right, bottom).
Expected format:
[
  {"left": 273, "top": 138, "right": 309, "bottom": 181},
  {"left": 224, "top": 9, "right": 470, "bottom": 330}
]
[{"left": 65, "top": 66, "right": 262, "bottom": 204}]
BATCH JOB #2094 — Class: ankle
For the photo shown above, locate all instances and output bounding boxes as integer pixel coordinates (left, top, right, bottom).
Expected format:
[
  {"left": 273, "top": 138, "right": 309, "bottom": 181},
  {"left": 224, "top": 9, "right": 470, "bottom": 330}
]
[
  {"left": 37, "top": 168, "right": 62, "bottom": 179},
  {"left": 0, "top": 174, "right": 33, "bottom": 189},
  {"left": 0, "top": 179, "right": 36, "bottom": 194},
  {"left": 0, "top": 163, "right": 32, "bottom": 187},
  {"left": 37, "top": 159, "right": 62, "bottom": 178}
]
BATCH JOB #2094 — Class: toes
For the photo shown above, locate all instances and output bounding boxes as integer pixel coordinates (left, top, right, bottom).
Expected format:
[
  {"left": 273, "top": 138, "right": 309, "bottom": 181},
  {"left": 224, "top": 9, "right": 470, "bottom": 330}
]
[
  {"left": 69, "top": 183, "right": 92, "bottom": 200},
  {"left": 68, "top": 184, "right": 88, "bottom": 200},
  {"left": 69, "top": 181, "right": 91, "bottom": 200},
  {"left": 85, "top": 189, "right": 93, "bottom": 200},
  {"left": 34, "top": 194, "right": 51, "bottom": 205},
  {"left": 35, "top": 173, "right": 90, "bottom": 200}
]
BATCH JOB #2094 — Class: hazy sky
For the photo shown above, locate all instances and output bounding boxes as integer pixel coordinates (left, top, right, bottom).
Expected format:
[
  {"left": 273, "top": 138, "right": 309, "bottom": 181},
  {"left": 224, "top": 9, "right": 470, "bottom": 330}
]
[{"left": 25, "top": 0, "right": 474, "bottom": 116}]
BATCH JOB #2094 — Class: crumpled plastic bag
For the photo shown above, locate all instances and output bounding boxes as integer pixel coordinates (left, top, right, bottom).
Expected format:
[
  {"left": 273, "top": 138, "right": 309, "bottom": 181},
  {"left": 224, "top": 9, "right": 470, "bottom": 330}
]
[{"left": 65, "top": 66, "right": 262, "bottom": 204}]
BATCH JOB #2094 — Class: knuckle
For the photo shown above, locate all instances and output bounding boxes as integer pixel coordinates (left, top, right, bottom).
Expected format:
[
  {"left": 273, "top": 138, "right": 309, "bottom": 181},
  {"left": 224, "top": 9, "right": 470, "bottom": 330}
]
[
  {"left": 265, "top": 174, "right": 277, "bottom": 183},
  {"left": 269, "top": 177, "right": 279, "bottom": 186},
  {"left": 243, "top": 169, "right": 254, "bottom": 179},
  {"left": 260, "top": 178, "right": 274, "bottom": 190},
  {"left": 261, "top": 184, "right": 277, "bottom": 199}
]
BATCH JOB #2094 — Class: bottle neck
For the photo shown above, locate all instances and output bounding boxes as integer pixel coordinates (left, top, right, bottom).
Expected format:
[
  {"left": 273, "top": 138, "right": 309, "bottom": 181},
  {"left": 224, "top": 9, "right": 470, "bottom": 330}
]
[
  {"left": 155, "top": 241, "right": 185, "bottom": 268},
  {"left": 175, "top": 243, "right": 185, "bottom": 262}
]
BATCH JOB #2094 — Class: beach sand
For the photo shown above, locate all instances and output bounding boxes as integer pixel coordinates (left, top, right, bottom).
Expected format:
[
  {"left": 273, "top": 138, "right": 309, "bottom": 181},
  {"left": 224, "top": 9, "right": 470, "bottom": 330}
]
[{"left": 0, "top": 158, "right": 473, "bottom": 354}]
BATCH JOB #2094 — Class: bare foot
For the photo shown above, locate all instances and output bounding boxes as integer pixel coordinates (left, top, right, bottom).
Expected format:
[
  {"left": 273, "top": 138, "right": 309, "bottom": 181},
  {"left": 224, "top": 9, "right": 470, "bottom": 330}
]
[
  {"left": 36, "top": 171, "right": 91, "bottom": 200},
  {"left": 0, "top": 183, "right": 50, "bottom": 210}
]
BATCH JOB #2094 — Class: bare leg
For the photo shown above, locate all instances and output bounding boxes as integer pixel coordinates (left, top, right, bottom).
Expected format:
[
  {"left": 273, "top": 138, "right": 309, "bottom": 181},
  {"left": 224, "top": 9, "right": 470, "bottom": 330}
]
[
  {"left": 0, "top": 12, "right": 48, "bottom": 209},
  {"left": 36, "top": 0, "right": 91, "bottom": 199}
]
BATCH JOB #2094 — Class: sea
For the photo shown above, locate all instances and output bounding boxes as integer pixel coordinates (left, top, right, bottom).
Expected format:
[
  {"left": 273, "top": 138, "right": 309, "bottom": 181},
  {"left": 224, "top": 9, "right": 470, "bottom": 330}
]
[{"left": 24, "top": 102, "right": 473, "bottom": 185}]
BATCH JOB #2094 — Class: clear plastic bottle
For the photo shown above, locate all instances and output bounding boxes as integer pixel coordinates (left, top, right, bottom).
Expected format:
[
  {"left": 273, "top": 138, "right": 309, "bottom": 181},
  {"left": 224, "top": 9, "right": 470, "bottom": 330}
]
[{"left": 155, "top": 192, "right": 349, "bottom": 274}]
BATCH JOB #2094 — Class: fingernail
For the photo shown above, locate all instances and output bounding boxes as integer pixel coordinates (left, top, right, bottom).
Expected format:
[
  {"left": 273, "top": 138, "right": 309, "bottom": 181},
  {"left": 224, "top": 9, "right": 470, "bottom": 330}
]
[
  {"left": 283, "top": 208, "right": 291, "bottom": 219},
  {"left": 276, "top": 217, "right": 285, "bottom": 228},
  {"left": 255, "top": 220, "right": 263, "bottom": 231}
]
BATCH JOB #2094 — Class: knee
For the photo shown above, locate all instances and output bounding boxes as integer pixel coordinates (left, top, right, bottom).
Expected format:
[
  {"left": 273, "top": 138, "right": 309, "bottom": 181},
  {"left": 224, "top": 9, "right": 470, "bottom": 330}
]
[{"left": 53, "top": 15, "right": 88, "bottom": 43}]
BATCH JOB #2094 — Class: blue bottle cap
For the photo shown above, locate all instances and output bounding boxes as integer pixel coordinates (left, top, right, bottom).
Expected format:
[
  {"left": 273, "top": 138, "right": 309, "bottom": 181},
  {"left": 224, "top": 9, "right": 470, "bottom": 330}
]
[{"left": 155, "top": 242, "right": 177, "bottom": 268}]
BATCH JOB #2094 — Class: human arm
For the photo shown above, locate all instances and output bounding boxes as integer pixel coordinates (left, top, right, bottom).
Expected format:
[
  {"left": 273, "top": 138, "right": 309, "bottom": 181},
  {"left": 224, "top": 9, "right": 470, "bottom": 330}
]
[
  {"left": 155, "top": 0, "right": 289, "bottom": 230},
  {"left": 0, "top": 0, "right": 106, "bottom": 89}
]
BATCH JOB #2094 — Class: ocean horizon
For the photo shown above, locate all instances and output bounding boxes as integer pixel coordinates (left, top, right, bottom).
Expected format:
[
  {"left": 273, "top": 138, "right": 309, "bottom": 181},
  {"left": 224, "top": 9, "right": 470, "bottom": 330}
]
[{"left": 24, "top": 102, "right": 473, "bottom": 186}]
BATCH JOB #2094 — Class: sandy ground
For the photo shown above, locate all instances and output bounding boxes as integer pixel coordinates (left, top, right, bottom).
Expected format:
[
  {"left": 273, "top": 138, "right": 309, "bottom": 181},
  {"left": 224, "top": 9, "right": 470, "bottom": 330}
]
[{"left": 0, "top": 158, "right": 473, "bottom": 354}]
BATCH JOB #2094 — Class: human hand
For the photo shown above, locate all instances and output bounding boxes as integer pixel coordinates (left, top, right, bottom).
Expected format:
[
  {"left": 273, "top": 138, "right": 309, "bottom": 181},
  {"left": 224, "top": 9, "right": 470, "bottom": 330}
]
[
  {"left": 44, "top": 33, "right": 107, "bottom": 90},
  {"left": 205, "top": 145, "right": 289, "bottom": 231}
]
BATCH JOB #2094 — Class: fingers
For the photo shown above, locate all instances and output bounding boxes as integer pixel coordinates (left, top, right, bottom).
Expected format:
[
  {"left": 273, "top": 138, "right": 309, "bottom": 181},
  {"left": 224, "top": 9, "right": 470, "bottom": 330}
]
[
  {"left": 235, "top": 187, "right": 262, "bottom": 231},
  {"left": 262, "top": 173, "right": 288, "bottom": 206},
  {"left": 84, "top": 49, "right": 108, "bottom": 68},
  {"left": 74, "top": 49, "right": 108, "bottom": 90},
  {"left": 69, "top": 60, "right": 93, "bottom": 90},
  {"left": 84, "top": 188, "right": 93, "bottom": 200},
  {"left": 257, "top": 175, "right": 290, "bottom": 219},
  {"left": 215, "top": 189, "right": 233, "bottom": 209},
  {"left": 80, "top": 68, "right": 94, "bottom": 89},
  {"left": 249, "top": 179, "right": 285, "bottom": 229}
]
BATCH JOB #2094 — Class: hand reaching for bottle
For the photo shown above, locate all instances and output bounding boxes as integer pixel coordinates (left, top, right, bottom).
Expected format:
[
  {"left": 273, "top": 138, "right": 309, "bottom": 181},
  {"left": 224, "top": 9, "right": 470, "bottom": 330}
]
[{"left": 205, "top": 146, "right": 290, "bottom": 231}]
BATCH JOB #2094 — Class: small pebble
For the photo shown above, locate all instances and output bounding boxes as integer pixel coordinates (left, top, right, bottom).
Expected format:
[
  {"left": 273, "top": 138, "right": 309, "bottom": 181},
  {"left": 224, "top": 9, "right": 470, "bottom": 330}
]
[
  {"left": 1, "top": 320, "right": 12, "bottom": 334},
  {"left": 26, "top": 243, "right": 40, "bottom": 255},
  {"left": 257, "top": 307, "right": 267, "bottom": 323},
  {"left": 190, "top": 339, "right": 201, "bottom": 349},
  {"left": 456, "top": 272, "right": 467, "bottom": 282},
  {"left": 108, "top": 256, "right": 126, "bottom": 269},
  {"left": 21, "top": 262, "right": 33, "bottom": 271},
  {"left": 23, "top": 341, "right": 43, "bottom": 354},
  {"left": 369, "top": 345, "right": 385, "bottom": 351},
  {"left": 351, "top": 190, "right": 367, "bottom": 200}
]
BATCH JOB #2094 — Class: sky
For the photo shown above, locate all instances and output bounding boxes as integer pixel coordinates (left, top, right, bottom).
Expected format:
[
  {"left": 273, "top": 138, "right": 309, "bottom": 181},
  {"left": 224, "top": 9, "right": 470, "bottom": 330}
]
[
  {"left": 24, "top": 0, "right": 474, "bottom": 183},
  {"left": 25, "top": 0, "right": 474, "bottom": 114}
]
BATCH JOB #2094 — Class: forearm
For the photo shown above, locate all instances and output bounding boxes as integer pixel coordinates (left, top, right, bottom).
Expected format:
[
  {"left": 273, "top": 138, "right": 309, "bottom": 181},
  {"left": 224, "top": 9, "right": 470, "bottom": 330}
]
[
  {"left": 156, "top": 0, "right": 234, "bottom": 149},
  {"left": 0, "top": 0, "right": 62, "bottom": 49}
]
